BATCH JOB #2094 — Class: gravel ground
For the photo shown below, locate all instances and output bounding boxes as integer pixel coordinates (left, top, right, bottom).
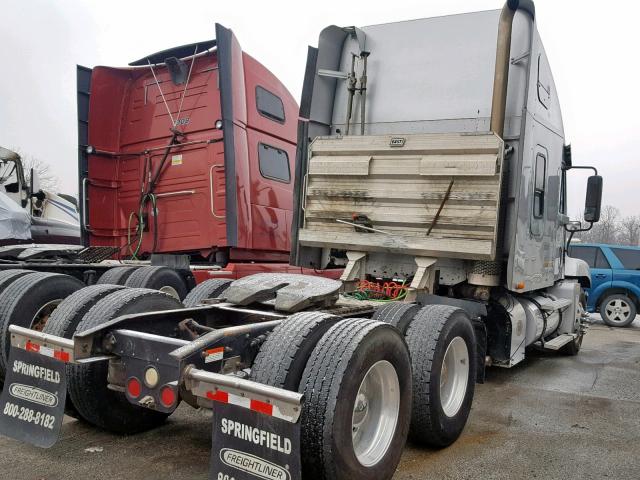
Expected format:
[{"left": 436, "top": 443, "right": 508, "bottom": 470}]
[{"left": 0, "top": 314, "right": 638, "bottom": 480}]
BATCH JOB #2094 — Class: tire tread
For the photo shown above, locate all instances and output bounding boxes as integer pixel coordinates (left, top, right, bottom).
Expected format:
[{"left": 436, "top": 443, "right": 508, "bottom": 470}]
[
  {"left": 67, "top": 288, "right": 180, "bottom": 433},
  {"left": 97, "top": 266, "right": 138, "bottom": 285},
  {"left": 0, "top": 272, "right": 84, "bottom": 376},
  {"left": 300, "top": 318, "right": 385, "bottom": 478},
  {"left": 405, "top": 304, "right": 475, "bottom": 446},
  {"left": 183, "top": 279, "right": 232, "bottom": 307},
  {"left": 251, "top": 311, "right": 337, "bottom": 389}
]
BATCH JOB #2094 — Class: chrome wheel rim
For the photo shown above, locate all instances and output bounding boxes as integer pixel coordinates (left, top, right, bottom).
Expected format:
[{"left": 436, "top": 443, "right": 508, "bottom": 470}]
[
  {"left": 440, "top": 336, "right": 469, "bottom": 417},
  {"left": 159, "top": 285, "right": 180, "bottom": 299},
  {"left": 605, "top": 298, "right": 631, "bottom": 324},
  {"left": 31, "top": 299, "right": 62, "bottom": 331},
  {"left": 351, "top": 360, "right": 400, "bottom": 467}
]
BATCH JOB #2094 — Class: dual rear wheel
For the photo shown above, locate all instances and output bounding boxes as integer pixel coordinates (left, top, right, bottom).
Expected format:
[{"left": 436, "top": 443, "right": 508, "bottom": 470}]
[{"left": 251, "top": 304, "right": 477, "bottom": 480}]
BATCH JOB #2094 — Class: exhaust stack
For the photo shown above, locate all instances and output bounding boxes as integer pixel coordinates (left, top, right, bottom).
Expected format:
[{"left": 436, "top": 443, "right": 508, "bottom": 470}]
[{"left": 490, "top": 0, "right": 535, "bottom": 138}]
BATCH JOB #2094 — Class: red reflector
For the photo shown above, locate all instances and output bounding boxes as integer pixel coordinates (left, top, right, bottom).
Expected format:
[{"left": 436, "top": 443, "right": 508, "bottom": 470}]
[
  {"left": 160, "top": 386, "right": 177, "bottom": 408},
  {"left": 206, "top": 390, "right": 229, "bottom": 403},
  {"left": 250, "top": 399, "right": 273, "bottom": 416},
  {"left": 54, "top": 350, "right": 70, "bottom": 362},
  {"left": 25, "top": 341, "right": 39, "bottom": 353},
  {"left": 127, "top": 377, "right": 142, "bottom": 398}
]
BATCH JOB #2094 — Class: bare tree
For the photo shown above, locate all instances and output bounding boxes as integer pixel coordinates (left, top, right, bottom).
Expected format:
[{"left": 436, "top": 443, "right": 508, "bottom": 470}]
[
  {"left": 619, "top": 215, "right": 640, "bottom": 246},
  {"left": 10, "top": 149, "right": 59, "bottom": 192},
  {"left": 578, "top": 205, "right": 620, "bottom": 244}
]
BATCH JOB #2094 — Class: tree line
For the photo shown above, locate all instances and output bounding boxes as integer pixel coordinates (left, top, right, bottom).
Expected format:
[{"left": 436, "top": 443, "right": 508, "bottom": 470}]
[{"left": 576, "top": 205, "right": 640, "bottom": 246}]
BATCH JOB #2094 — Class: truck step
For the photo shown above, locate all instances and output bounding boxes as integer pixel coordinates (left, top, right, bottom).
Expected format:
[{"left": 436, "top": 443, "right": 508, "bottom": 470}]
[
  {"left": 537, "top": 297, "right": 572, "bottom": 312},
  {"left": 542, "top": 333, "right": 576, "bottom": 350}
]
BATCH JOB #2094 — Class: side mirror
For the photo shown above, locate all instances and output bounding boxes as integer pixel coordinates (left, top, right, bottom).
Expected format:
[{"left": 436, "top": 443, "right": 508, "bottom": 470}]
[
  {"left": 584, "top": 175, "right": 602, "bottom": 223},
  {"left": 30, "top": 167, "right": 42, "bottom": 195}
]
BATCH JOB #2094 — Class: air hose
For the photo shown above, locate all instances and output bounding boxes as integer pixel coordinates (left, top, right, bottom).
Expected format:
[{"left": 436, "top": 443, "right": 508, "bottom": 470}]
[{"left": 127, "top": 131, "right": 181, "bottom": 259}]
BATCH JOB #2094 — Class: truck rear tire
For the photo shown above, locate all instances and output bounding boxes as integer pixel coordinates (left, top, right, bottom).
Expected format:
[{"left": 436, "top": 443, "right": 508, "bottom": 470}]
[
  {"left": 42, "top": 284, "right": 125, "bottom": 417},
  {"left": 250, "top": 311, "right": 338, "bottom": 390},
  {"left": 183, "top": 279, "right": 232, "bottom": 307},
  {"left": 0, "top": 272, "right": 84, "bottom": 380},
  {"left": 125, "top": 266, "right": 188, "bottom": 300},
  {"left": 600, "top": 293, "right": 636, "bottom": 327},
  {"left": 67, "top": 288, "right": 183, "bottom": 433},
  {"left": 0, "top": 269, "right": 33, "bottom": 292},
  {"left": 372, "top": 302, "right": 422, "bottom": 334},
  {"left": 97, "top": 266, "right": 139, "bottom": 285},
  {"left": 300, "top": 319, "right": 411, "bottom": 480},
  {"left": 405, "top": 305, "right": 476, "bottom": 447}
]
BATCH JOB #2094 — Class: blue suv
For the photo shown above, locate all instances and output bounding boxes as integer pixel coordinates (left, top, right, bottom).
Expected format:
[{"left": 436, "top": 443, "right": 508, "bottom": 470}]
[{"left": 568, "top": 243, "right": 640, "bottom": 327}]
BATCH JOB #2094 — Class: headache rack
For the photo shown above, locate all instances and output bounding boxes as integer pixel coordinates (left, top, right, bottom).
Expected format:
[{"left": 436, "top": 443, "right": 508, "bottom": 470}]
[{"left": 298, "top": 132, "right": 506, "bottom": 261}]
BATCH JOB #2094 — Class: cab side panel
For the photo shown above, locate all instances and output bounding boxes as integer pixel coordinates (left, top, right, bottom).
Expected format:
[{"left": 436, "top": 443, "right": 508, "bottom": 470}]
[
  {"left": 242, "top": 54, "right": 298, "bottom": 254},
  {"left": 507, "top": 27, "right": 566, "bottom": 292}
]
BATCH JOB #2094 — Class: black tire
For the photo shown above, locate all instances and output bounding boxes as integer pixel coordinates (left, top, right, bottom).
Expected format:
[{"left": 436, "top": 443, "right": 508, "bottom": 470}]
[
  {"left": 405, "top": 305, "right": 476, "bottom": 447},
  {"left": 0, "top": 269, "right": 34, "bottom": 292},
  {"left": 599, "top": 293, "right": 637, "bottom": 328},
  {"left": 125, "top": 266, "right": 188, "bottom": 300},
  {"left": 42, "top": 284, "right": 125, "bottom": 417},
  {"left": 372, "top": 302, "right": 422, "bottom": 334},
  {"left": 0, "top": 272, "right": 84, "bottom": 379},
  {"left": 251, "top": 311, "right": 339, "bottom": 390},
  {"left": 561, "top": 292, "right": 586, "bottom": 356},
  {"left": 67, "top": 288, "right": 183, "bottom": 433},
  {"left": 300, "top": 319, "right": 412, "bottom": 480},
  {"left": 183, "top": 279, "right": 232, "bottom": 307},
  {"left": 97, "top": 266, "right": 139, "bottom": 285}
]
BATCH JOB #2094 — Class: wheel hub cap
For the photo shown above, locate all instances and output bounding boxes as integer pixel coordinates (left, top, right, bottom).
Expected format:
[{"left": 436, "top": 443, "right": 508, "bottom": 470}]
[
  {"left": 31, "top": 299, "right": 62, "bottom": 332},
  {"left": 440, "top": 336, "right": 469, "bottom": 418},
  {"left": 351, "top": 360, "right": 400, "bottom": 467},
  {"left": 606, "top": 299, "right": 631, "bottom": 322},
  {"left": 159, "top": 285, "right": 180, "bottom": 299}
]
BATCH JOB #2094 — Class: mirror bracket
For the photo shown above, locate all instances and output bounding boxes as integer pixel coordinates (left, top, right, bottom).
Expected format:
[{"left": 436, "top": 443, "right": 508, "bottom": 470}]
[
  {"left": 562, "top": 164, "right": 598, "bottom": 175},
  {"left": 564, "top": 221, "right": 594, "bottom": 254}
]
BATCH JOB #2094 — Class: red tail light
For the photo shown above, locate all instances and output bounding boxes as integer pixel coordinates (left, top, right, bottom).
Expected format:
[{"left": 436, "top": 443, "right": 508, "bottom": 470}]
[
  {"left": 160, "top": 385, "right": 177, "bottom": 408},
  {"left": 127, "top": 377, "right": 142, "bottom": 398}
]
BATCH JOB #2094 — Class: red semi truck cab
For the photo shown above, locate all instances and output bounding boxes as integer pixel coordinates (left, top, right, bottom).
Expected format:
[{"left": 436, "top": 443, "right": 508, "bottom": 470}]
[{"left": 77, "top": 24, "right": 298, "bottom": 266}]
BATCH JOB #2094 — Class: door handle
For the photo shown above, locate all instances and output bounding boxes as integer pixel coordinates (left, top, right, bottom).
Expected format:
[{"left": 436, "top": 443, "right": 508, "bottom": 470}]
[
  {"left": 82, "top": 177, "right": 89, "bottom": 229},
  {"left": 209, "top": 164, "right": 224, "bottom": 219},
  {"left": 595, "top": 273, "right": 607, "bottom": 278}
]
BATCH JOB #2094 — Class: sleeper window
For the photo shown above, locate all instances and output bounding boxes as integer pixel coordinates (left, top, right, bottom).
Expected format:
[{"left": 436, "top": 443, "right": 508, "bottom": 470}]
[
  {"left": 259, "top": 144, "right": 290, "bottom": 183},
  {"left": 256, "top": 86, "right": 285, "bottom": 123}
]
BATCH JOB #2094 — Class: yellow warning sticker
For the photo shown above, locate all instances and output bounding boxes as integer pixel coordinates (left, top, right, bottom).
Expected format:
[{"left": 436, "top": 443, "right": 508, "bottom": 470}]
[{"left": 171, "top": 154, "right": 183, "bottom": 165}]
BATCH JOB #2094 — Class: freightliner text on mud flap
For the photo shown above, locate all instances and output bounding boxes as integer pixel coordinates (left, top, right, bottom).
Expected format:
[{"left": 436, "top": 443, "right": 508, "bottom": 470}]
[{"left": 210, "top": 400, "right": 301, "bottom": 480}]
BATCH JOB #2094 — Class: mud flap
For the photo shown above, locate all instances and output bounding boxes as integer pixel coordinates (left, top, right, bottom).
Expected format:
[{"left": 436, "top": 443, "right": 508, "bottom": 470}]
[
  {"left": 210, "top": 402, "right": 301, "bottom": 480},
  {"left": 0, "top": 346, "right": 67, "bottom": 448}
]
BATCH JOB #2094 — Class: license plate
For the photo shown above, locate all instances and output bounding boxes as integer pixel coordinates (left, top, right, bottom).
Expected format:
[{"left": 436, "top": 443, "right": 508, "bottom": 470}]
[{"left": 0, "top": 346, "right": 67, "bottom": 448}]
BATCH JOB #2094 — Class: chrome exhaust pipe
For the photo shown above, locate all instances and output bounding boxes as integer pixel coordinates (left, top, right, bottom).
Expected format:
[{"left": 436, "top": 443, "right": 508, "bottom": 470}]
[{"left": 489, "top": 0, "right": 535, "bottom": 138}]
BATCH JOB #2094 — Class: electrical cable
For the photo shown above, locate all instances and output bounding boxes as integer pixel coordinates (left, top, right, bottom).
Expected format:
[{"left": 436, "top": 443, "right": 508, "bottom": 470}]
[{"left": 344, "top": 279, "right": 409, "bottom": 302}]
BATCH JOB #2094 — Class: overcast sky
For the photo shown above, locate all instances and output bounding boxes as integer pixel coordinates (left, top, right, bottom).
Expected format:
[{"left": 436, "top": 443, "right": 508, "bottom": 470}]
[{"left": 1, "top": 0, "right": 639, "bottom": 218}]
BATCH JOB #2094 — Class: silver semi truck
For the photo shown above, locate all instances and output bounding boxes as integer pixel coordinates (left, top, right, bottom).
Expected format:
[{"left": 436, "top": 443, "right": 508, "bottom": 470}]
[{"left": 0, "top": 2, "right": 601, "bottom": 480}]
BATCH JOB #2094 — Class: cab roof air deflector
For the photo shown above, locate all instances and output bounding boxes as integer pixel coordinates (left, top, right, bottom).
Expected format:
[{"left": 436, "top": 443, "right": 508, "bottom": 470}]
[{"left": 128, "top": 39, "right": 217, "bottom": 66}]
